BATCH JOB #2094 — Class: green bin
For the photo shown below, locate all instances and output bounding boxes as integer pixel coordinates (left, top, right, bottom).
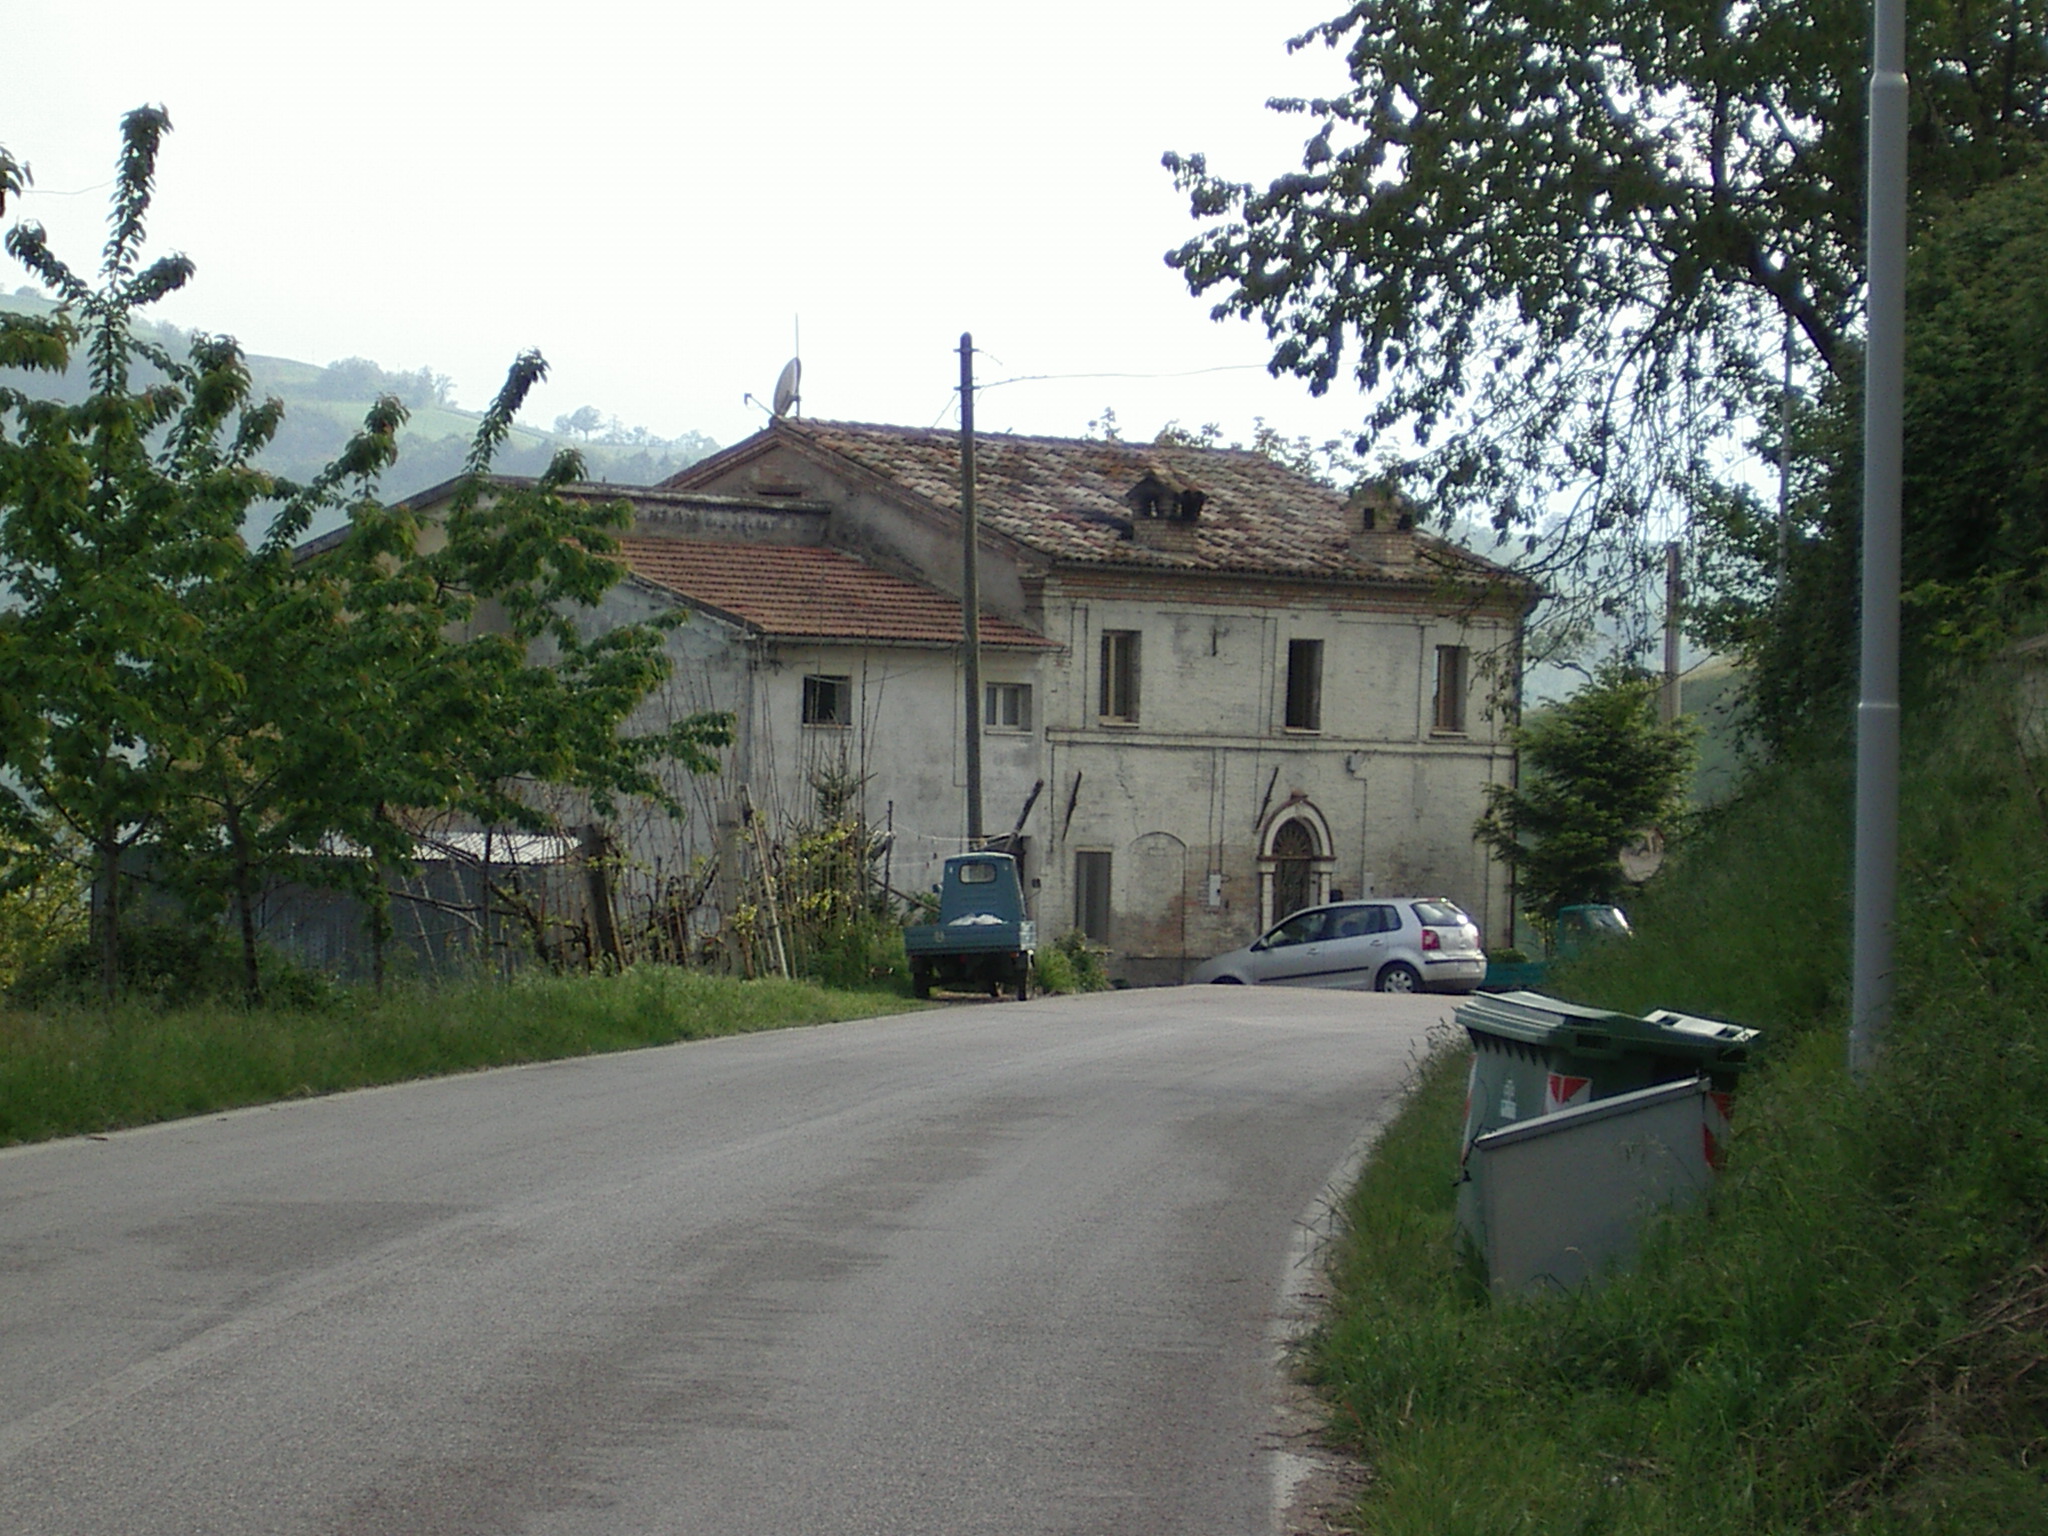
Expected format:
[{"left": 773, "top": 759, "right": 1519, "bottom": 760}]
[{"left": 1454, "top": 991, "right": 1761, "bottom": 1254}]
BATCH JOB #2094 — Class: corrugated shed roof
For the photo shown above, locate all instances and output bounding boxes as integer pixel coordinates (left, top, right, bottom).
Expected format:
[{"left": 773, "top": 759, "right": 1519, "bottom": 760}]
[
  {"left": 673, "top": 418, "right": 1523, "bottom": 588},
  {"left": 618, "top": 537, "right": 1056, "bottom": 649}
]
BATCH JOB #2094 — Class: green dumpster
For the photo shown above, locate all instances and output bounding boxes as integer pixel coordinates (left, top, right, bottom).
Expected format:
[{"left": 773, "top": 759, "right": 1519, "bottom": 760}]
[{"left": 1454, "top": 991, "right": 1761, "bottom": 1261}]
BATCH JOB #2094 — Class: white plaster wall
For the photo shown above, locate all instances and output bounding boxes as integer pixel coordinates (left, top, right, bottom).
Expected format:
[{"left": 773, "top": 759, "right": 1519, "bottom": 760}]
[
  {"left": 737, "top": 641, "right": 1043, "bottom": 893},
  {"left": 557, "top": 573, "right": 1514, "bottom": 981},
  {"left": 1028, "top": 585, "right": 1518, "bottom": 982}
]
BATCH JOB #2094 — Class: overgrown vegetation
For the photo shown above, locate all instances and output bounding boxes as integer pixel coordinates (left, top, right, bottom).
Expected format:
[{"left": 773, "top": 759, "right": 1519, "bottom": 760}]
[
  {"left": 708, "top": 764, "right": 910, "bottom": 990},
  {"left": 1033, "top": 928, "right": 1111, "bottom": 994},
  {"left": 1313, "top": 664, "right": 2048, "bottom": 1533},
  {"left": 0, "top": 966, "right": 914, "bottom": 1147},
  {"left": 1696, "top": 169, "right": 2048, "bottom": 752},
  {"left": 0, "top": 110, "right": 730, "bottom": 1003},
  {"left": 1476, "top": 667, "right": 1699, "bottom": 921},
  {"left": 10, "top": 917, "right": 339, "bottom": 1013}
]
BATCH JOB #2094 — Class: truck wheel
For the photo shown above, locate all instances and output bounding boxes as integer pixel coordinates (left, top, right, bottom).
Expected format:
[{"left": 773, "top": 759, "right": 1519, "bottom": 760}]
[
  {"left": 1014, "top": 965, "right": 1030, "bottom": 1002},
  {"left": 912, "top": 963, "right": 932, "bottom": 1000}
]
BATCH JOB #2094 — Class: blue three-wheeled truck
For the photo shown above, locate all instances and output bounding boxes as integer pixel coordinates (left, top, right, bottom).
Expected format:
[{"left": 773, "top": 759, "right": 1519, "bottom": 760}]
[{"left": 904, "top": 851, "right": 1037, "bottom": 1001}]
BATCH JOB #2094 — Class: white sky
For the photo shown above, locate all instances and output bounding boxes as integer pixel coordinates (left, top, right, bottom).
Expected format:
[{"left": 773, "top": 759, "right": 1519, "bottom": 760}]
[{"left": 4, "top": 0, "right": 1378, "bottom": 455}]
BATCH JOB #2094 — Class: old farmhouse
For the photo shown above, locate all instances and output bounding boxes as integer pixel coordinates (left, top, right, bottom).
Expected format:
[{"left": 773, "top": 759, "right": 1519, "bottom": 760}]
[{"left": 513, "top": 417, "right": 1533, "bottom": 986}]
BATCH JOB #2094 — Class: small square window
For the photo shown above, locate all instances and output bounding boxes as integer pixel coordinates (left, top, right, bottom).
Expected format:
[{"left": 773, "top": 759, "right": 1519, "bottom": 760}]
[
  {"left": 802, "top": 674, "right": 851, "bottom": 727},
  {"left": 984, "top": 682, "right": 1032, "bottom": 731}
]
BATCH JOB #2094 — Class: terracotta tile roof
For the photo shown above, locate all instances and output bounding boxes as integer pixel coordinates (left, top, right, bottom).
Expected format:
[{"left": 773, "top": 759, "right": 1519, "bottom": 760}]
[
  {"left": 617, "top": 537, "right": 1056, "bottom": 649},
  {"left": 672, "top": 419, "right": 1523, "bottom": 588}
]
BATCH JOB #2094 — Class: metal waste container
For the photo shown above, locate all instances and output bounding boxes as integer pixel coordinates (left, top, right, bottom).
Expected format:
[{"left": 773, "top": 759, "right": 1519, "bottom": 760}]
[
  {"left": 1471, "top": 1076, "right": 1723, "bottom": 1294},
  {"left": 1454, "top": 991, "right": 1761, "bottom": 1273}
]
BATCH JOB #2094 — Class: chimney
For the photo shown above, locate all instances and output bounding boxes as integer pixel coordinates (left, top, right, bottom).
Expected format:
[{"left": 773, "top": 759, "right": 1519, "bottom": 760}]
[
  {"left": 1125, "top": 467, "right": 1205, "bottom": 553},
  {"left": 1348, "top": 480, "right": 1418, "bottom": 567}
]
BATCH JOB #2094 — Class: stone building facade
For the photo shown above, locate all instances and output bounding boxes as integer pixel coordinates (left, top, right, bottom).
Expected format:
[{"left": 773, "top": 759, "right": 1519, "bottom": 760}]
[{"left": 580, "top": 418, "right": 1537, "bottom": 985}]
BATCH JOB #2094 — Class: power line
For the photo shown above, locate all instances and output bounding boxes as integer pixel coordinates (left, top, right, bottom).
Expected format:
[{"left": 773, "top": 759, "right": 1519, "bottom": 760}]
[
  {"left": 977, "top": 362, "right": 1268, "bottom": 393},
  {"left": 15, "top": 179, "right": 115, "bottom": 199},
  {"left": 919, "top": 354, "right": 1274, "bottom": 429}
]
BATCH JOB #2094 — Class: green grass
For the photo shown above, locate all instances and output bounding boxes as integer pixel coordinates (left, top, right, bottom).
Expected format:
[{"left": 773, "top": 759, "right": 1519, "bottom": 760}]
[
  {"left": 0, "top": 968, "right": 918, "bottom": 1147},
  {"left": 1315, "top": 667, "right": 2048, "bottom": 1534}
]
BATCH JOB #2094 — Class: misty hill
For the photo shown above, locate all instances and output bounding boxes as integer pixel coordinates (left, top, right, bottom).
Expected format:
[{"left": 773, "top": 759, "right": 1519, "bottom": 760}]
[{"left": 0, "top": 287, "right": 716, "bottom": 525}]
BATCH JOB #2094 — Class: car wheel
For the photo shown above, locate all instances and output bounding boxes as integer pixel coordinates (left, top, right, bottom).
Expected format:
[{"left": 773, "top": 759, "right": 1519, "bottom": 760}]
[
  {"left": 1376, "top": 962, "right": 1422, "bottom": 994},
  {"left": 911, "top": 963, "right": 932, "bottom": 1000},
  {"left": 1209, "top": 975, "right": 1244, "bottom": 984}
]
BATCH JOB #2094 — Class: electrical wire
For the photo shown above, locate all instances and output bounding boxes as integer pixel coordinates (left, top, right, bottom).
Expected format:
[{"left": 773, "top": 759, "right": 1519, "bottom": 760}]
[
  {"left": 922, "top": 358, "right": 1274, "bottom": 430},
  {"left": 12, "top": 179, "right": 115, "bottom": 198}
]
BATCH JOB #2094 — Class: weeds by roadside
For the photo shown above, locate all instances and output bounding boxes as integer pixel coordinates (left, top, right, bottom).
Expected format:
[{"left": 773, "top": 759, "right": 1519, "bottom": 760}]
[
  {"left": 0, "top": 967, "right": 914, "bottom": 1147},
  {"left": 1035, "top": 929, "right": 1111, "bottom": 993},
  {"left": 1311, "top": 669, "right": 2048, "bottom": 1534}
]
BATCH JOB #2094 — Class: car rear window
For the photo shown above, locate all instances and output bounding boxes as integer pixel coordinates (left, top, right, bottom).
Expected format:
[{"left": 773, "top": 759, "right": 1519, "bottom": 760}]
[{"left": 1410, "top": 901, "right": 1470, "bottom": 927}]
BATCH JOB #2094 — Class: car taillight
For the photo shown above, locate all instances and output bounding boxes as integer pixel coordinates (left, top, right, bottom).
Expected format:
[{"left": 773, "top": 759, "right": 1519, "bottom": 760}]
[{"left": 1421, "top": 928, "right": 1441, "bottom": 951}]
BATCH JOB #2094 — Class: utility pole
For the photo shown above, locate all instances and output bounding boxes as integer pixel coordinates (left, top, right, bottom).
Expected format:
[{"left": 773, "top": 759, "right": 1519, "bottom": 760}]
[
  {"left": 959, "top": 333, "right": 985, "bottom": 846},
  {"left": 1661, "top": 542, "right": 1682, "bottom": 725},
  {"left": 1777, "top": 313, "right": 1794, "bottom": 600},
  {"left": 1853, "top": 0, "right": 1907, "bottom": 1076}
]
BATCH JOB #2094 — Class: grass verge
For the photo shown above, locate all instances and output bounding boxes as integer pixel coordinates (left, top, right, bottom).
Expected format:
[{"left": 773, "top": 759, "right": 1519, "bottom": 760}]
[
  {"left": 0, "top": 967, "right": 917, "bottom": 1147},
  {"left": 1311, "top": 670, "right": 2048, "bottom": 1533}
]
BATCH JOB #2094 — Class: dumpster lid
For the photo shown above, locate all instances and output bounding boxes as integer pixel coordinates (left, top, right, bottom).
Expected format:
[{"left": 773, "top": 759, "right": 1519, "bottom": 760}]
[{"left": 1457, "top": 991, "right": 1761, "bottom": 1066}]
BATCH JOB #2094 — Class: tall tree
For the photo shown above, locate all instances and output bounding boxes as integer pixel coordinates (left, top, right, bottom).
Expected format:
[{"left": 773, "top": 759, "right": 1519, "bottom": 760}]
[
  {"left": 1164, "top": 0, "right": 2048, "bottom": 619},
  {"left": 0, "top": 109, "right": 732, "bottom": 999},
  {"left": 1692, "top": 170, "right": 2048, "bottom": 748},
  {"left": 0, "top": 107, "right": 242, "bottom": 996},
  {"left": 1476, "top": 669, "right": 1698, "bottom": 919}
]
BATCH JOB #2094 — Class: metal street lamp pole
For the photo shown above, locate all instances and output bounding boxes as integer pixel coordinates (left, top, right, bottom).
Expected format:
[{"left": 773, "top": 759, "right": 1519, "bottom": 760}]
[{"left": 1852, "top": 0, "right": 1907, "bottom": 1076}]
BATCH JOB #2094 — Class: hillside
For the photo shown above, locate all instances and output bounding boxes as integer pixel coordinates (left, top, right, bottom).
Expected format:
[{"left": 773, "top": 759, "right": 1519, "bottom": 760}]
[
  {"left": 0, "top": 287, "right": 716, "bottom": 521},
  {"left": 1681, "top": 656, "right": 1747, "bottom": 805},
  {"left": 1313, "top": 655, "right": 2048, "bottom": 1533}
]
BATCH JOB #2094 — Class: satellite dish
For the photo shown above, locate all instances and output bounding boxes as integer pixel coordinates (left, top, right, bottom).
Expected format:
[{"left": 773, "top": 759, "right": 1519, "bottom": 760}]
[{"left": 771, "top": 357, "right": 802, "bottom": 418}]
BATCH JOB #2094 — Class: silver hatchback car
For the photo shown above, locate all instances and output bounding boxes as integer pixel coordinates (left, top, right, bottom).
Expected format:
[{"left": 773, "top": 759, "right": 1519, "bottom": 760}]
[{"left": 1189, "top": 897, "right": 1486, "bottom": 994}]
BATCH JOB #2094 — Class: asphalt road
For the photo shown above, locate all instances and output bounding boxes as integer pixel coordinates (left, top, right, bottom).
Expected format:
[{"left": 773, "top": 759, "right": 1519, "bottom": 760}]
[{"left": 0, "top": 986, "right": 1451, "bottom": 1536}]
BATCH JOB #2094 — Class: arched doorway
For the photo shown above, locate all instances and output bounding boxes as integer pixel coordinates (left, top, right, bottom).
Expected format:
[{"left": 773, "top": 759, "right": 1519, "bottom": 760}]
[
  {"left": 1271, "top": 819, "right": 1316, "bottom": 923},
  {"left": 1258, "top": 800, "right": 1335, "bottom": 930}
]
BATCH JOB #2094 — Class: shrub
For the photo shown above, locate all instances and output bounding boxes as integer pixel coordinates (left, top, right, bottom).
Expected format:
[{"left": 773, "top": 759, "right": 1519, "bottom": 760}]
[
  {"left": 1034, "top": 929, "right": 1110, "bottom": 993},
  {"left": 0, "top": 859, "right": 87, "bottom": 991},
  {"left": 11, "top": 919, "right": 337, "bottom": 1010}
]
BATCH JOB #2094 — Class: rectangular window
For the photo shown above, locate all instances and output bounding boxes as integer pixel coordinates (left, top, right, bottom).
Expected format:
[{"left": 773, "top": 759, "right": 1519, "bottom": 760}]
[
  {"left": 1433, "top": 645, "right": 1468, "bottom": 733},
  {"left": 1099, "top": 630, "right": 1140, "bottom": 723},
  {"left": 802, "top": 674, "right": 851, "bottom": 727},
  {"left": 1284, "top": 639, "right": 1323, "bottom": 731},
  {"left": 1074, "top": 850, "right": 1112, "bottom": 944},
  {"left": 984, "top": 682, "right": 1032, "bottom": 731}
]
